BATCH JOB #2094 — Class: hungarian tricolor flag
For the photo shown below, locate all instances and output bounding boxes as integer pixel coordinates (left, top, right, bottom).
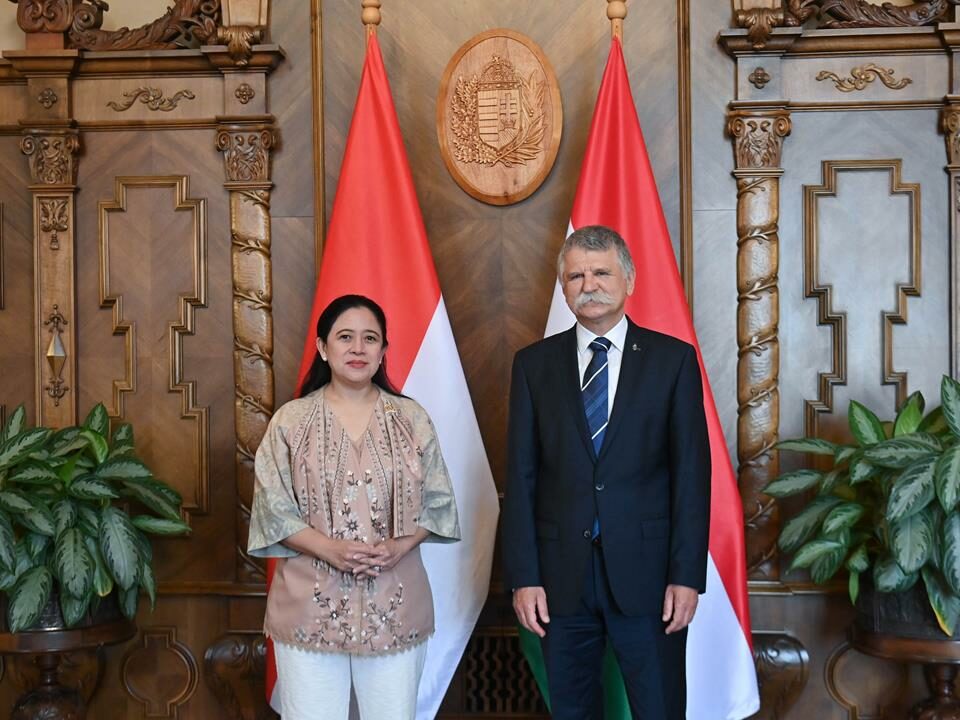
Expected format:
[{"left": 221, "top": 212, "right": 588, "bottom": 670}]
[
  {"left": 264, "top": 32, "right": 500, "bottom": 718},
  {"left": 532, "top": 36, "right": 760, "bottom": 719}
]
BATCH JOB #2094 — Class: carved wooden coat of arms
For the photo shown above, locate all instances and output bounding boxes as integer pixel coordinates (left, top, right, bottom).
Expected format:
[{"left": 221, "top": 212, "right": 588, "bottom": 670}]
[{"left": 437, "top": 29, "right": 562, "bottom": 206}]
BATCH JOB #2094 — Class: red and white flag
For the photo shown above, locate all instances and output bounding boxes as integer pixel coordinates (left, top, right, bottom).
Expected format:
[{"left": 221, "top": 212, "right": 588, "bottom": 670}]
[
  {"left": 265, "top": 32, "right": 499, "bottom": 718},
  {"left": 543, "top": 37, "right": 759, "bottom": 719}
]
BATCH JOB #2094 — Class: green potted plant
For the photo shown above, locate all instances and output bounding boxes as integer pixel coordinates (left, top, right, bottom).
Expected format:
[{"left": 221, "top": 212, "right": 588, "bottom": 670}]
[
  {"left": 766, "top": 375, "right": 960, "bottom": 636},
  {"left": 0, "top": 403, "right": 190, "bottom": 633}
]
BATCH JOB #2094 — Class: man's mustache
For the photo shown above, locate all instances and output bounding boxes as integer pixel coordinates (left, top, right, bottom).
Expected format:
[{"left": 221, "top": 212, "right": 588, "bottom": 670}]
[{"left": 574, "top": 291, "right": 615, "bottom": 310}]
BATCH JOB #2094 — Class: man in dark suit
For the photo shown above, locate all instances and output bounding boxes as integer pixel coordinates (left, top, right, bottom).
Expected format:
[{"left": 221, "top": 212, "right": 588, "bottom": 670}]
[{"left": 501, "top": 225, "right": 711, "bottom": 719}]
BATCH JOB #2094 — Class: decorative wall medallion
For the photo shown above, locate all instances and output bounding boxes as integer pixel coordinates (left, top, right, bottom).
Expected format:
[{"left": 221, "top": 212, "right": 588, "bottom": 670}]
[
  {"left": 37, "top": 87, "right": 58, "bottom": 109},
  {"left": 748, "top": 67, "right": 771, "bottom": 89},
  {"left": 39, "top": 198, "right": 69, "bottom": 251},
  {"left": 816, "top": 64, "right": 911, "bottom": 93},
  {"left": 107, "top": 87, "right": 196, "bottom": 112},
  {"left": 235, "top": 83, "right": 255, "bottom": 105},
  {"left": 44, "top": 304, "right": 68, "bottom": 406},
  {"left": 437, "top": 29, "right": 562, "bottom": 206}
]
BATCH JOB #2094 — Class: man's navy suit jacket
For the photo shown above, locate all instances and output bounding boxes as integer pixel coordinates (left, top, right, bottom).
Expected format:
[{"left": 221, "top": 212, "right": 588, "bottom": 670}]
[{"left": 500, "top": 318, "right": 711, "bottom": 617}]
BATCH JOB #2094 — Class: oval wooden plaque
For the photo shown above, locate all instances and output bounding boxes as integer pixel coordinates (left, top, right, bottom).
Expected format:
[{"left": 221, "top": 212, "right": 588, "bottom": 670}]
[{"left": 437, "top": 29, "right": 563, "bottom": 206}]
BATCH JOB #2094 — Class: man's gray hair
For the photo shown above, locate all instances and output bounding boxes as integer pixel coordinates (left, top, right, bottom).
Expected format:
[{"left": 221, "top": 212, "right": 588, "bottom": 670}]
[{"left": 556, "top": 225, "right": 635, "bottom": 281}]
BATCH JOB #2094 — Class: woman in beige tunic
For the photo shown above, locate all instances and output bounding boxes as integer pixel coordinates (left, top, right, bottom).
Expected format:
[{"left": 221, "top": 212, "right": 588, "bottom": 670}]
[{"left": 248, "top": 295, "right": 460, "bottom": 720}]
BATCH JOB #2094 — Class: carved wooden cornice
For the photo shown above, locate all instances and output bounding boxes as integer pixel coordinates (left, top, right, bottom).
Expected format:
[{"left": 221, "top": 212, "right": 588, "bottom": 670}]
[
  {"left": 728, "top": 108, "right": 792, "bottom": 170},
  {"left": 20, "top": 128, "right": 79, "bottom": 186},
  {"left": 216, "top": 118, "right": 278, "bottom": 185}
]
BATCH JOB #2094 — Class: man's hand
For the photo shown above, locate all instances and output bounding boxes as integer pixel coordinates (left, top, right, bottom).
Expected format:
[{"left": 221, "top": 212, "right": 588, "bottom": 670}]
[
  {"left": 662, "top": 584, "right": 698, "bottom": 634},
  {"left": 513, "top": 586, "right": 550, "bottom": 638}
]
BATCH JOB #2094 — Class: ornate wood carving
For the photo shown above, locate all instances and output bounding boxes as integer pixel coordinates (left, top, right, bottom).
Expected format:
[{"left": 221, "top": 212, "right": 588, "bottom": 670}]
[
  {"left": 67, "top": 0, "right": 219, "bottom": 51},
  {"left": 7, "top": 649, "right": 104, "bottom": 705},
  {"left": 37, "top": 87, "right": 59, "bottom": 109},
  {"left": 203, "top": 634, "right": 277, "bottom": 720},
  {"left": 216, "top": 25, "right": 263, "bottom": 67},
  {"left": 98, "top": 176, "right": 210, "bottom": 516},
  {"left": 816, "top": 64, "right": 912, "bottom": 93},
  {"left": 217, "top": 118, "right": 277, "bottom": 582},
  {"left": 106, "top": 87, "right": 196, "bottom": 113},
  {"left": 752, "top": 632, "right": 810, "bottom": 719},
  {"left": 121, "top": 626, "right": 198, "bottom": 717},
  {"left": 802, "top": 160, "right": 921, "bottom": 436},
  {"left": 437, "top": 29, "right": 564, "bottom": 206},
  {"left": 734, "top": 7, "right": 787, "bottom": 50},
  {"left": 39, "top": 198, "right": 69, "bottom": 250},
  {"left": 235, "top": 83, "right": 255, "bottom": 105},
  {"left": 21, "top": 131, "right": 79, "bottom": 187},
  {"left": 727, "top": 107, "right": 790, "bottom": 580},
  {"left": 14, "top": 0, "right": 75, "bottom": 34},
  {"left": 44, "top": 303, "right": 68, "bottom": 406}
]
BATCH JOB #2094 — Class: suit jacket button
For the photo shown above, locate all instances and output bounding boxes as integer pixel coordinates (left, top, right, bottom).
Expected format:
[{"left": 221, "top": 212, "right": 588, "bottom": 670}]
[
  {"left": 595, "top": 483, "right": 605, "bottom": 491},
  {"left": 582, "top": 530, "right": 591, "bottom": 539}
]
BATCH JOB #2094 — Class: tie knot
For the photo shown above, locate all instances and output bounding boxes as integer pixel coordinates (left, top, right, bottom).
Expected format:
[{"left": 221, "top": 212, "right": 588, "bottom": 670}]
[{"left": 590, "top": 337, "right": 612, "bottom": 354}]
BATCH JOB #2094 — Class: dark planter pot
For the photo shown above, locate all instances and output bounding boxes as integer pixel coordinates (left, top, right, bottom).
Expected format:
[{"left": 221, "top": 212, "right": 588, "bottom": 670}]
[
  {"left": 855, "top": 580, "right": 956, "bottom": 641},
  {"left": 0, "top": 590, "right": 120, "bottom": 634}
]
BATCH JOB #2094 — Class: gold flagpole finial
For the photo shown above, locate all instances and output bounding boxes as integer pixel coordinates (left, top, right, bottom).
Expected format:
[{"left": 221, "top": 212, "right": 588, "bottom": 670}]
[
  {"left": 607, "top": 0, "right": 626, "bottom": 40},
  {"left": 362, "top": 0, "right": 381, "bottom": 36}
]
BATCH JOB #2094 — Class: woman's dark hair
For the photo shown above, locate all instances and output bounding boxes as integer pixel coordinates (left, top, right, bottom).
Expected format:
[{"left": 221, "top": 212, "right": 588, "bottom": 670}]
[{"left": 297, "top": 294, "right": 401, "bottom": 398}]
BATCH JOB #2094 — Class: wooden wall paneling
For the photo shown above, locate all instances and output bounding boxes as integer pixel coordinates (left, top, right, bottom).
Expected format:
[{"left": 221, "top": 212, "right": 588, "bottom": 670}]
[
  {"left": 0, "top": 135, "right": 35, "bottom": 426},
  {"left": 74, "top": 129, "right": 236, "bottom": 588},
  {"left": 944, "top": 97, "right": 960, "bottom": 378}
]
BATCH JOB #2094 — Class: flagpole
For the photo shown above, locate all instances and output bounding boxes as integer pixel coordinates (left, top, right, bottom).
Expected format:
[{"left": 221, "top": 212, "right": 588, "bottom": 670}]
[
  {"left": 607, "top": 0, "right": 626, "bottom": 40},
  {"left": 362, "top": 0, "right": 380, "bottom": 36}
]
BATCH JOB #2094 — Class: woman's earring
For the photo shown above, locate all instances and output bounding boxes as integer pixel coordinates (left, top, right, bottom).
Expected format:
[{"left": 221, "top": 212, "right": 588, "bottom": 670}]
[{"left": 321, "top": 355, "right": 327, "bottom": 362}]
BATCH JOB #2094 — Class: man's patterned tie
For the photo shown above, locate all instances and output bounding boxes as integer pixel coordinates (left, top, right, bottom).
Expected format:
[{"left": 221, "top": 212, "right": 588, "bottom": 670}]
[{"left": 582, "top": 337, "right": 611, "bottom": 540}]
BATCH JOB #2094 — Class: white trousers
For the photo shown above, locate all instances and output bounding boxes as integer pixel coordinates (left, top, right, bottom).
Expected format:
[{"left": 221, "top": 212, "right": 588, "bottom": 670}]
[{"left": 274, "top": 641, "right": 427, "bottom": 720}]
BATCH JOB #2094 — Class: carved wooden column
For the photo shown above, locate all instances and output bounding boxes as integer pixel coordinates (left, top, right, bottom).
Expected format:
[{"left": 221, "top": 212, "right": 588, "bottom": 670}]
[
  {"left": 3, "top": 47, "right": 80, "bottom": 427},
  {"left": 943, "top": 97, "right": 960, "bottom": 379},
  {"left": 216, "top": 116, "right": 278, "bottom": 583},
  {"left": 727, "top": 105, "right": 790, "bottom": 580}
]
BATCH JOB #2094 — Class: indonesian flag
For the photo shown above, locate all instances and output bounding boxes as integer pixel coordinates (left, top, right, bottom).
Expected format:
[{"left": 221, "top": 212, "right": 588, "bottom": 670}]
[
  {"left": 540, "top": 37, "right": 760, "bottom": 719},
  {"left": 264, "top": 33, "right": 500, "bottom": 718}
]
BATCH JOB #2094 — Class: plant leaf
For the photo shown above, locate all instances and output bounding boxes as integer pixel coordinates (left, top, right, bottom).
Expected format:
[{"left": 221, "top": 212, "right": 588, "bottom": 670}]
[
  {"left": 864, "top": 434, "right": 942, "bottom": 469},
  {"left": 874, "top": 555, "right": 919, "bottom": 593},
  {"left": 24, "top": 531, "right": 49, "bottom": 563},
  {"left": 118, "top": 584, "right": 139, "bottom": 620},
  {"left": 60, "top": 591, "right": 90, "bottom": 628},
  {"left": 0, "top": 490, "right": 34, "bottom": 514},
  {"left": 80, "top": 429, "right": 108, "bottom": 465},
  {"left": 0, "top": 510, "right": 14, "bottom": 573},
  {"left": 943, "top": 512, "right": 960, "bottom": 596},
  {"left": 83, "top": 403, "right": 109, "bottom": 437},
  {"left": 820, "top": 469, "right": 845, "bottom": 494},
  {"left": 822, "top": 502, "right": 865, "bottom": 535},
  {"left": 763, "top": 469, "right": 822, "bottom": 498},
  {"left": 920, "top": 406, "right": 950, "bottom": 435},
  {"left": 52, "top": 498, "right": 77, "bottom": 536},
  {"left": 68, "top": 475, "right": 119, "bottom": 501},
  {"left": 835, "top": 446, "right": 858, "bottom": 465},
  {"left": 8, "top": 460, "right": 60, "bottom": 486},
  {"left": 846, "top": 543, "right": 869, "bottom": 573},
  {"left": 923, "top": 566, "right": 960, "bottom": 635},
  {"left": 938, "top": 445, "right": 960, "bottom": 513},
  {"left": 894, "top": 391, "right": 925, "bottom": 437},
  {"left": 892, "top": 510, "right": 935, "bottom": 573},
  {"left": 943, "top": 376, "right": 960, "bottom": 439},
  {"left": 790, "top": 539, "right": 844, "bottom": 570},
  {"left": 0, "top": 428, "right": 52, "bottom": 471},
  {"left": 811, "top": 541, "right": 847, "bottom": 584},
  {"left": 849, "top": 455, "right": 879, "bottom": 485},
  {"left": 1, "top": 404, "right": 26, "bottom": 443},
  {"left": 99, "top": 506, "right": 140, "bottom": 590},
  {"left": 7, "top": 566, "right": 52, "bottom": 632},
  {"left": 849, "top": 570, "right": 860, "bottom": 604},
  {"left": 849, "top": 400, "right": 886, "bottom": 446},
  {"left": 94, "top": 457, "right": 152, "bottom": 482},
  {"left": 55, "top": 527, "right": 93, "bottom": 599},
  {"left": 19, "top": 504, "right": 56, "bottom": 537},
  {"left": 109, "top": 423, "right": 134, "bottom": 458},
  {"left": 77, "top": 505, "right": 100, "bottom": 536},
  {"left": 131, "top": 516, "right": 191, "bottom": 535},
  {"left": 121, "top": 480, "right": 180, "bottom": 522},
  {"left": 140, "top": 562, "right": 156, "bottom": 612},
  {"left": 776, "top": 438, "right": 837, "bottom": 455},
  {"left": 887, "top": 456, "right": 937, "bottom": 522},
  {"left": 85, "top": 536, "right": 113, "bottom": 598},
  {"left": 779, "top": 496, "right": 842, "bottom": 554}
]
